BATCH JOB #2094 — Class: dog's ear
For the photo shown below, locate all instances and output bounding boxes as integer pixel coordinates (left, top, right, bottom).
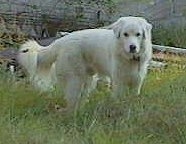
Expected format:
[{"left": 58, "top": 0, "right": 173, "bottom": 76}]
[
  {"left": 142, "top": 22, "right": 152, "bottom": 39},
  {"left": 104, "top": 18, "right": 125, "bottom": 39}
]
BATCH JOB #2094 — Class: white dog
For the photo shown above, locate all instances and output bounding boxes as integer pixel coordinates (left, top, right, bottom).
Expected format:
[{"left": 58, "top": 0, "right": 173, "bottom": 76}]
[
  {"left": 18, "top": 40, "right": 102, "bottom": 93},
  {"left": 18, "top": 40, "right": 57, "bottom": 91},
  {"left": 34, "top": 16, "right": 152, "bottom": 111}
]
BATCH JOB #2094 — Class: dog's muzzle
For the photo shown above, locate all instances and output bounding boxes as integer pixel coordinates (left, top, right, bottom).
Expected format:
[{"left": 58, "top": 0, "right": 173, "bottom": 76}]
[{"left": 129, "top": 44, "right": 137, "bottom": 53}]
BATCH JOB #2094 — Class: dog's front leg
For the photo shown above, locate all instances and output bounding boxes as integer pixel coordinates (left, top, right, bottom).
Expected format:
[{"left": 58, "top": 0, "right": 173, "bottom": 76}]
[
  {"left": 135, "top": 63, "right": 149, "bottom": 95},
  {"left": 112, "top": 73, "right": 129, "bottom": 98}
]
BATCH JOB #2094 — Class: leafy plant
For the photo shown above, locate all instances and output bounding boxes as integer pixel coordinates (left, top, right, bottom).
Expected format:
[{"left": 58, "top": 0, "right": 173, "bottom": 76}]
[{"left": 152, "top": 26, "right": 186, "bottom": 48}]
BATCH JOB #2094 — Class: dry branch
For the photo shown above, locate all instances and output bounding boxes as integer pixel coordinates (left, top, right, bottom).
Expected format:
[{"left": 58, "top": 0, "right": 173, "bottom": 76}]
[{"left": 152, "top": 44, "right": 186, "bottom": 54}]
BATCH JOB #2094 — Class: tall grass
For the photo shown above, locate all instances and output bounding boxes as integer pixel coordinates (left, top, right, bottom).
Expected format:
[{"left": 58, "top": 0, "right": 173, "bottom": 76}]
[
  {"left": 152, "top": 26, "right": 186, "bottom": 48},
  {"left": 1, "top": 60, "right": 186, "bottom": 144}
]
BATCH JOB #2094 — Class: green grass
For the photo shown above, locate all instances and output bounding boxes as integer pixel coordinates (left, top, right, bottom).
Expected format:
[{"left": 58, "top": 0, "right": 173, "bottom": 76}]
[{"left": 0, "top": 62, "right": 186, "bottom": 144}]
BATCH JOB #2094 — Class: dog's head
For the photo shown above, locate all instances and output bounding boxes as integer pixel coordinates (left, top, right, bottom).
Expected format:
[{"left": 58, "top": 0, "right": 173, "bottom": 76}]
[
  {"left": 106, "top": 16, "right": 152, "bottom": 59},
  {"left": 18, "top": 41, "right": 39, "bottom": 75}
]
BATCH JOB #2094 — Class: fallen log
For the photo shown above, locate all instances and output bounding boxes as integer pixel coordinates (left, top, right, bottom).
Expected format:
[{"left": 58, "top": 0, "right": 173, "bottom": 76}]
[
  {"left": 152, "top": 44, "right": 186, "bottom": 54},
  {"left": 149, "top": 60, "right": 167, "bottom": 69}
]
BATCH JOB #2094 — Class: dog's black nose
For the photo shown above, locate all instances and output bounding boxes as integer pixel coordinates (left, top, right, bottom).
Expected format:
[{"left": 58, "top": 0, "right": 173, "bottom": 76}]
[{"left": 129, "top": 45, "right": 136, "bottom": 53}]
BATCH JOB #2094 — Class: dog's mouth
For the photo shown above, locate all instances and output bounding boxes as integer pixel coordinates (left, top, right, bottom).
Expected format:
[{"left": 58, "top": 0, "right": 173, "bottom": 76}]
[
  {"left": 121, "top": 49, "right": 140, "bottom": 61},
  {"left": 132, "top": 55, "right": 140, "bottom": 61},
  {"left": 129, "top": 54, "right": 140, "bottom": 61}
]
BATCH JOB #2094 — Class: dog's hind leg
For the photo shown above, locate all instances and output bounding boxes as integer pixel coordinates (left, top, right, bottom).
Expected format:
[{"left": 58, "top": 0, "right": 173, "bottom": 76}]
[{"left": 56, "top": 74, "right": 86, "bottom": 113}]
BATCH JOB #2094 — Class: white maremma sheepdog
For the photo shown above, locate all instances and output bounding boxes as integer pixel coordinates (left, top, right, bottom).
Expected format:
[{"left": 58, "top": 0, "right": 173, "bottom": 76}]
[
  {"left": 19, "top": 16, "right": 152, "bottom": 112},
  {"left": 20, "top": 17, "right": 152, "bottom": 110}
]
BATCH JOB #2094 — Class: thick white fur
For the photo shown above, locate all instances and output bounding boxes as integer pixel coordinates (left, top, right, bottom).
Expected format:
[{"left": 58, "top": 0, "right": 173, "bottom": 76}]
[
  {"left": 18, "top": 40, "right": 98, "bottom": 92},
  {"left": 19, "top": 17, "right": 152, "bottom": 111},
  {"left": 18, "top": 40, "right": 56, "bottom": 91}
]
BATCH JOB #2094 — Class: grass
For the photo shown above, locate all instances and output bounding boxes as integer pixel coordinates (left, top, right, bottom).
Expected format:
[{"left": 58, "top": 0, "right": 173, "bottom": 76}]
[{"left": 0, "top": 59, "right": 186, "bottom": 144}]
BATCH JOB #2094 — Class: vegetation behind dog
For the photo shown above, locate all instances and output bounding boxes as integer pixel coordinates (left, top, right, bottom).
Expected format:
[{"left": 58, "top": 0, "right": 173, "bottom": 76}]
[{"left": 153, "top": 26, "right": 186, "bottom": 48}]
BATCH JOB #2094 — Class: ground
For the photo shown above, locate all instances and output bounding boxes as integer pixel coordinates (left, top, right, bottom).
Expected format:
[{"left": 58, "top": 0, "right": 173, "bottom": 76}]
[{"left": 0, "top": 55, "right": 186, "bottom": 144}]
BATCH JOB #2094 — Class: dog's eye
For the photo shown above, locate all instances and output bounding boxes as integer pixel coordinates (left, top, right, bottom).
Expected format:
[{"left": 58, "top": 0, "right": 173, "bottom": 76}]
[
  {"left": 21, "top": 49, "right": 29, "bottom": 53},
  {"left": 136, "top": 33, "right": 141, "bottom": 37},
  {"left": 123, "top": 33, "right": 129, "bottom": 37}
]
